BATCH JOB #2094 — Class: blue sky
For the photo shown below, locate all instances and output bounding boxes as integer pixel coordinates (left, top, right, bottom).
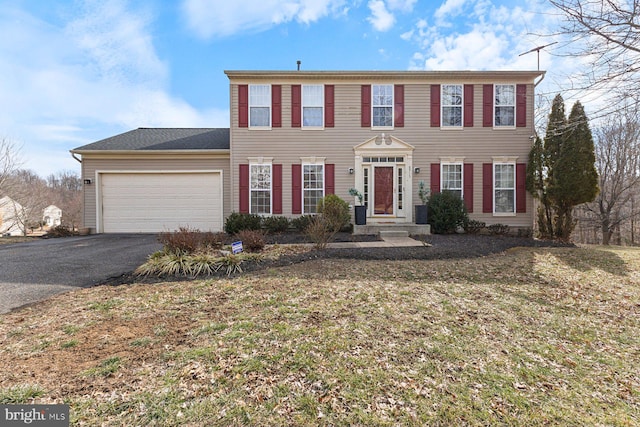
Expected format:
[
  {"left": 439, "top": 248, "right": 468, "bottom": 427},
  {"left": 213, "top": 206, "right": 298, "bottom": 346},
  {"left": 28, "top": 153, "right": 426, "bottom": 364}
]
[{"left": 1, "top": 0, "right": 573, "bottom": 177}]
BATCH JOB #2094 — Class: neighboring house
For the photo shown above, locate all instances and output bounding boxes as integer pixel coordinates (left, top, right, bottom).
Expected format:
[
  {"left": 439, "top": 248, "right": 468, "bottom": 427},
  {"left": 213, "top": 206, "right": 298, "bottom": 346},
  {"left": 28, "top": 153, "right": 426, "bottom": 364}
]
[
  {"left": 43, "top": 205, "right": 62, "bottom": 227},
  {"left": 0, "top": 196, "right": 25, "bottom": 236},
  {"left": 71, "top": 70, "right": 544, "bottom": 234}
]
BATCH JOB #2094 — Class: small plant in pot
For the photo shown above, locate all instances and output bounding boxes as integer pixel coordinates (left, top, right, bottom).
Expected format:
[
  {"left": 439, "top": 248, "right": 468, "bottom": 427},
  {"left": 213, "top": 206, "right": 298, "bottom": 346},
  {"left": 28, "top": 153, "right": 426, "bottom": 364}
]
[
  {"left": 415, "top": 180, "right": 429, "bottom": 224},
  {"left": 348, "top": 188, "right": 367, "bottom": 225}
]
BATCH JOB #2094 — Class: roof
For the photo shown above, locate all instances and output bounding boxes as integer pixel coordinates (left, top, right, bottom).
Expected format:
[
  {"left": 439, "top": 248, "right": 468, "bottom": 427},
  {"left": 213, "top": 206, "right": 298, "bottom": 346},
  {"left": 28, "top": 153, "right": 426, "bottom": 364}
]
[
  {"left": 71, "top": 128, "right": 230, "bottom": 152},
  {"left": 224, "top": 70, "right": 546, "bottom": 81}
]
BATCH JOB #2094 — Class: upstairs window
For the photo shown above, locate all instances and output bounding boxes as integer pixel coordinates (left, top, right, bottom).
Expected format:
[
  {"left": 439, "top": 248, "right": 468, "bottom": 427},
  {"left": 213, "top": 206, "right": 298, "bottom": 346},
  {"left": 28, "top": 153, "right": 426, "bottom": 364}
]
[
  {"left": 249, "top": 84, "right": 271, "bottom": 127},
  {"left": 302, "top": 85, "right": 324, "bottom": 127},
  {"left": 303, "top": 164, "right": 324, "bottom": 214},
  {"left": 372, "top": 84, "right": 393, "bottom": 127},
  {"left": 442, "top": 85, "right": 463, "bottom": 127},
  {"left": 494, "top": 85, "right": 515, "bottom": 127}
]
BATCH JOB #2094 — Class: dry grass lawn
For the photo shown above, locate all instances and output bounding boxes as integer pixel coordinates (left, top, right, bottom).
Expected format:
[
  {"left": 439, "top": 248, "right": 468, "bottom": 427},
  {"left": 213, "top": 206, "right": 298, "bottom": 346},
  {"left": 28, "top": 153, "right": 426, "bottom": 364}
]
[{"left": 0, "top": 245, "right": 638, "bottom": 426}]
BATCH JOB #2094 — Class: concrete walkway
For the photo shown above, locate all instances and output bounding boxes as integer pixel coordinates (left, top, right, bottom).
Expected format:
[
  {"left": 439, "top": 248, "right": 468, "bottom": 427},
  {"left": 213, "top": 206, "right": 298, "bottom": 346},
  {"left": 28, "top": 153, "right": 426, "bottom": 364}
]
[{"left": 327, "top": 235, "right": 428, "bottom": 248}]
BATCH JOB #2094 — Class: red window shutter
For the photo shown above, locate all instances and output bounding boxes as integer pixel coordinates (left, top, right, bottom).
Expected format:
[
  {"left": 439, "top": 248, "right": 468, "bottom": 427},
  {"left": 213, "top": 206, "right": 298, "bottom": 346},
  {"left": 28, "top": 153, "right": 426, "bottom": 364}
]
[
  {"left": 291, "top": 85, "right": 301, "bottom": 128},
  {"left": 430, "top": 85, "right": 440, "bottom": 127},
  {"left": 361, "top": 85, "right": 371, "bottom": 127},
  {"left": 239, "top": 164, "right": 249, "bottom": 213},
  {"left": 292, "top": 164, "right": 302, "bottom": 214},
  {"left": 482, "top": 163, "right": 493, "bottom": 213},
  {"left": 516, "top": 163, "right": 526, "bottom": 213},
  {"left": 238, "top": 85, "right": 248, "bottom": 128},
  {"left": 464, "top": 84, "right": 474, "bottom": 127},
  {"left": 430, "top": 163, "right": 441, "bottom": 194},
  {"left": 483, "top": 84, "right": 493, "bottom": 127},
  {"left": 273, "top": 164, "right": 282, "bottom": 214},
  {"left": 325, "top": 164, "right": 335, "bottom": 195},
  {"left": 516, "top": 84, "right": 527, "bottom": 127},
  {"left": 394, "top": 85, "right": 404, "bottom": 127},
  {"left": 464, "top": 163, "right": 474, "bottom": 212},
  {"left": 325, "top": 85, "right": 335, "bottom": 127},
  {"left": 272, "top": 85, "right": 282, "bottom": 127}
]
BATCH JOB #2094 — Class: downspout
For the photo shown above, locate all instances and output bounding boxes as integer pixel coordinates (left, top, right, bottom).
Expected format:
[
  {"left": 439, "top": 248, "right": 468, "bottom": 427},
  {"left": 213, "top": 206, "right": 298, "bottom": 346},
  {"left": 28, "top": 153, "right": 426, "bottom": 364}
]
[{"left": 71, "top": 152, "right": 82, "bottom": 164}]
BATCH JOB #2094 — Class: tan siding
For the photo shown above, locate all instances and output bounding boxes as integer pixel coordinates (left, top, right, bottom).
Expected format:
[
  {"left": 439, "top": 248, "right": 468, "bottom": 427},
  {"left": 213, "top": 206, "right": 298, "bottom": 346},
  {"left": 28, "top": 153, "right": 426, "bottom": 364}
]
[
  {"left": 81, "top": 156, "right": 230, "bottom": 232},
  {"left": 229, "top": 77, "right": 536, "bottom": 227}
]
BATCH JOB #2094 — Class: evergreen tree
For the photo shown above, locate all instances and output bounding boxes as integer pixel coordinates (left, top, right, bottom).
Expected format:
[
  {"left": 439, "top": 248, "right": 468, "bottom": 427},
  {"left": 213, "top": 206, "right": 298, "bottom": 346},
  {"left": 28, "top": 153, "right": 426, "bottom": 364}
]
[{"left": 549, "top": 101, "right": 599, "bottom": 239}]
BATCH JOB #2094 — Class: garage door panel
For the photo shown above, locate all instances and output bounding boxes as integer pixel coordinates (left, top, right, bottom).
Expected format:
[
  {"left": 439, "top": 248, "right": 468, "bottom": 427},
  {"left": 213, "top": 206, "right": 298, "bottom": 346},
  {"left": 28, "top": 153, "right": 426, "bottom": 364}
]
[{"left": 100, "top": 173, "right": 222, "bottom": 233}]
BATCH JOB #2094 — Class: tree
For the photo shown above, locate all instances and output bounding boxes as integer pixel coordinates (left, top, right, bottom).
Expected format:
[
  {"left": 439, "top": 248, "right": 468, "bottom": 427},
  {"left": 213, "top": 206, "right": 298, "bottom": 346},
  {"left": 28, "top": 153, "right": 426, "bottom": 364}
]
[
  {"left": 47, "top": 170, "right": 83, "bottom": 229},
  {"left": 579, "top": 108, "right": 640, "bottom": 244},
  {"left": 549, "top": 0, "right": 640, "bottom": 115},
  {"left": 527, "top": 94, "right": 599, "bottom": 240},
  {"left": 6, "top": 170, "right": 50, "bottom": 235},
  {"left": 548, "top": 101, "right": 599, "bottom": 239},
  {"left": 0, "top": 138, "right": 22, "bottom": 197}
]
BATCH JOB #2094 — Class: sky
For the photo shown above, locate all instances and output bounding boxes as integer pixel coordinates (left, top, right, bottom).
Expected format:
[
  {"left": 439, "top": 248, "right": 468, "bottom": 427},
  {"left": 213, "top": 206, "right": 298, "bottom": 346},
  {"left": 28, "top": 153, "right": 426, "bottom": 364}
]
[{"left": 1, "top": 0, "right": 578, "bottom": 177}]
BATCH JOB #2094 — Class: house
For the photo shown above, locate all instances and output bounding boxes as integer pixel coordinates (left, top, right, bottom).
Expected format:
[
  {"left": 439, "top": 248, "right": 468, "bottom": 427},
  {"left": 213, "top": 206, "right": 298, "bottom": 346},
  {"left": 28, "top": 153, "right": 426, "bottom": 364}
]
[
  {"left": 43, "top": 205, "right": 62, "bottom": 227},
  {"left": 0, "top": 196, "right": 25, "bottom": 236},
  {"left": 71, "top": 70, "right": 544, "bottom": 234}
]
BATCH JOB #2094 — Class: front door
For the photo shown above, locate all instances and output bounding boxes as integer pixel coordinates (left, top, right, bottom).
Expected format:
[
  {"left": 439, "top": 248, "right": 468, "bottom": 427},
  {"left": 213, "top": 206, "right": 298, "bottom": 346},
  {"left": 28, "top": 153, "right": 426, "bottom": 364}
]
[{"left": 374, "top": 166, "right": 394, "bottom": 215}]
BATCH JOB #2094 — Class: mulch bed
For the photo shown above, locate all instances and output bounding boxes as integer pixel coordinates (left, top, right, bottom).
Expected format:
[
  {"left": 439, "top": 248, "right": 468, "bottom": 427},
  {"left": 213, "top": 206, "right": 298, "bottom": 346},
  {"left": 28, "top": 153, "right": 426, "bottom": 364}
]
[{"left": 103, "top": 233, "right": 573, "bottom": 286}]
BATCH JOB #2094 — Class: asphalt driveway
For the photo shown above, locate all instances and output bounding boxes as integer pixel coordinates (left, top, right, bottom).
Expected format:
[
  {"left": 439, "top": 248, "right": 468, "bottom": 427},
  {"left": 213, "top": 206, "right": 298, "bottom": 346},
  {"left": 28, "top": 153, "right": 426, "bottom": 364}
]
[{"left": 0, "top": 234, "right": 162, "bottom": 314}]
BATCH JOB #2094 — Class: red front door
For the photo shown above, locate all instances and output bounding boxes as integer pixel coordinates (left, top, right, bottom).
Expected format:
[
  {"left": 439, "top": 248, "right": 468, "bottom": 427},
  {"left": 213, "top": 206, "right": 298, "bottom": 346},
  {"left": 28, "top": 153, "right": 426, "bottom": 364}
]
[{"left": 374, "top": 167, "right": 394, "bottom": 215}]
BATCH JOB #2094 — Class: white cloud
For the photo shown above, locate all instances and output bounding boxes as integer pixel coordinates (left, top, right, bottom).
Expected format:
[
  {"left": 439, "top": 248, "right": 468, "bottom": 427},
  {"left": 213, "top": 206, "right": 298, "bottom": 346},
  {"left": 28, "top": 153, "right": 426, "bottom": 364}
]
[
  {"left": 434, "top": 0, "right": 466, "bottom": 21},
  {"left": 386, "top": 0, "right": 417, "bottom": 13},
  {"left": 182, "top": 0, "right": 346, "bottom": 38},
  {"left": 0, "top": 1, "right": 227, "bottom": 177},
  {"left": 367, "top": 0, "right": 395, "bottom": 32}
]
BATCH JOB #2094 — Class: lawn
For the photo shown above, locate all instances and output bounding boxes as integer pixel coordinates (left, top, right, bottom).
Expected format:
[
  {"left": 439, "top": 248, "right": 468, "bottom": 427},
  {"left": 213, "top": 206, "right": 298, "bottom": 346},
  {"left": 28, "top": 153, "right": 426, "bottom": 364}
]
[{"left": 0, "top": 245, "right": 638, "bottom": 426}]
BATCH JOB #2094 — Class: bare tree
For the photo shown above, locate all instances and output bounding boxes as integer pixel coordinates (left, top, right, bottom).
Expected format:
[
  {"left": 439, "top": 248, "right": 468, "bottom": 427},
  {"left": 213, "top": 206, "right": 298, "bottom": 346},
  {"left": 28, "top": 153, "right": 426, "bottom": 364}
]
[
  {"left": 5, "top": 170, "right": 50, "bottom": 235},
  {"left": 577, "top": 107, "right": 640, "bottom": 244},
  {"left": 549, "top": 0, "right": 640, "bottom": 116},
  {"left": 47, "top": 170, "right": 82, "bottom": 229},
  {"left": 0, "top": 138, "right": 22, "bottom": 196}
]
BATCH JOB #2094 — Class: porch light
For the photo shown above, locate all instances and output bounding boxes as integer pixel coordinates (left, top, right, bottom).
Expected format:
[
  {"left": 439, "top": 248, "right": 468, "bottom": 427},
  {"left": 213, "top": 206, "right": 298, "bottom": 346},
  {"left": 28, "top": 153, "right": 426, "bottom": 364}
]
[
  {"left": 348, "top": 168, "right": 354, "bottom": 174},
  {"left": 414, "top": 167, "right": 420, "bottom": 174},
  {"left": 84, "top": 179, "right": 93, "bottom": 185}
]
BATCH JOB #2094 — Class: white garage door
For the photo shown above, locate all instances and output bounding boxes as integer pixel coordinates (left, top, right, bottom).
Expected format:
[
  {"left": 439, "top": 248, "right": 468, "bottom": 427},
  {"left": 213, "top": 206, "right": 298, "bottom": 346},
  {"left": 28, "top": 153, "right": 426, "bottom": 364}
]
[{"left": 100, "top": 172, "right": 223, "bottom": 233}]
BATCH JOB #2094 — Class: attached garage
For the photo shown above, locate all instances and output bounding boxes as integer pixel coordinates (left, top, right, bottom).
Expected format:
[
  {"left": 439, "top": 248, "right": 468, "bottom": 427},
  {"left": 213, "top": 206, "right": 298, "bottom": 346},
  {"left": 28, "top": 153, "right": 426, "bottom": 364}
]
[
  {"left": 71, "top": 128, "right": 231, "bottom": 234},
  {"left": 99, "top": 171, "right": 223, "bottom": 233}
]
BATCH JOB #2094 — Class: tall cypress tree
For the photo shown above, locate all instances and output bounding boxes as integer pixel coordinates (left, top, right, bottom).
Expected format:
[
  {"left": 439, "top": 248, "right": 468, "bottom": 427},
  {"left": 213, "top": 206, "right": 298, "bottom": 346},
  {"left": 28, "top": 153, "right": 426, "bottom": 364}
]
[{"left": 549, "top": 101, "right": 599, "bottom": 239}]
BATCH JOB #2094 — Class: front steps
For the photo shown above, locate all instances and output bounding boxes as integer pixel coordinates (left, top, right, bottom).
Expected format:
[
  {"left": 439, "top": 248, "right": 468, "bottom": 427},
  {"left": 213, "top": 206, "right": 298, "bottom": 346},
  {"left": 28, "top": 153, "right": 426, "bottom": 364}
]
[{"left": 353, "top": 223, "right": 431, "bottom": 236}]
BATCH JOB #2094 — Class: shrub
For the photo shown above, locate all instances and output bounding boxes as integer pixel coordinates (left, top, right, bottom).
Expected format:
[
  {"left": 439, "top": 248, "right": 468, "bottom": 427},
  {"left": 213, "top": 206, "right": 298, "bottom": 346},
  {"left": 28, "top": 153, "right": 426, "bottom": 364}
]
[
  {"left": 224, "top": 212, "right": 262, "bottom": 234},
  {"left": 47, "top": 225, "right": 76, "bottom": 238},
  {"left": 487, "top": 223, "right": 510, "bottom": 235},
  {"left": 427, "top": 191, "right": 469, "bottom": 234},
  {"left": 291, "top": 215, "right": 314, "bottom": 232},
  {"left": 235, "top": 229, "right": 266, "bottom": 252},
  {"left": 464, "top": 219, "right": 486, "bottom": 234},
  {"left": 262, "top": 216, "right": 290, "bottom": 233},
  {"left": 304, "top": 215, "right": 336, "bottom": 249},
  {"left": 517, "top": 227, "right": 533, "bottom": 238},
  {"left": 317, "top": 194, "right": 350, "bottom": 233},
  {"left": 158, "top": 227, "right": 225, "bottom": 254}
]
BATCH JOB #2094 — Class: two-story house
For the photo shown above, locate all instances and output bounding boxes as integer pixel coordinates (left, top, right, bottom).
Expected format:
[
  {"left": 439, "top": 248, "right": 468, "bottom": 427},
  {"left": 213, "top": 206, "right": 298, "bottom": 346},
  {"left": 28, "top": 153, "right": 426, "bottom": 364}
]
[{"left": 71, "top": 69, "right": 544, "bottom": 234}]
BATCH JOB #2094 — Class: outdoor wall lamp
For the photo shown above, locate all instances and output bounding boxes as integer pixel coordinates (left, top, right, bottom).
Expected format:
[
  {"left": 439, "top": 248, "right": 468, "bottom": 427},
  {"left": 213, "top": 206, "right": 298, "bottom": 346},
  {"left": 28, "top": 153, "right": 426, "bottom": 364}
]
[
  {"left": 84, "top": 178, "right": 93, "bottom": 185},
  {"left": 414, "top": 167, "right": 420, "bottom": 174},
  {"left": 348, "top": 168, "right": 354, "bottom": 174}
]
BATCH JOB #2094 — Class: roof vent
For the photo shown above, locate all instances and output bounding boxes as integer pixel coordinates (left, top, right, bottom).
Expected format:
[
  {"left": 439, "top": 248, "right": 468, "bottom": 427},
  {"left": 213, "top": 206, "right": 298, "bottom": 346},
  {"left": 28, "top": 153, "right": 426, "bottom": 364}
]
[{"left": 297, "top": 60, "right": 301, "bottom": 71}]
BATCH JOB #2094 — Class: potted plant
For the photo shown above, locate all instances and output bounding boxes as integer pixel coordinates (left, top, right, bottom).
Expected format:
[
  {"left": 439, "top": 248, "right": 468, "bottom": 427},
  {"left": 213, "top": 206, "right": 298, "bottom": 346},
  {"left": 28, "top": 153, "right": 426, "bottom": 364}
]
[
  {"left": 348, "top": 188, "right": 367, "bottom": 225},
  {"left": 415, "top": 180, "right": 429, "bottom": 224}
]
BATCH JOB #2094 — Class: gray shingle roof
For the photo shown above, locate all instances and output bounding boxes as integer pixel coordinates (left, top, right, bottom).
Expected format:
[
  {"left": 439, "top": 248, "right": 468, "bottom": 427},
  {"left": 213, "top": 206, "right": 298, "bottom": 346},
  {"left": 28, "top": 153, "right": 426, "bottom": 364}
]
[{"left": 72, "top": 128, "right": 230, "bottom": 151}]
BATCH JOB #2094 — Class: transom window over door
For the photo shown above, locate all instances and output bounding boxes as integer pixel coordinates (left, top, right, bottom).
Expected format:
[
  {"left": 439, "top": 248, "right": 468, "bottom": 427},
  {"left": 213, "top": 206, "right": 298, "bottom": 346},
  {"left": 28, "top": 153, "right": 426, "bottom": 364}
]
[
  {"left": 303, "top": 164, "right": 324, "bottom": 214},
  {"left": 441, "top": 163, "right": 463, "bottom": 199},
  {"left": 250, "top": 164, "right": 271, "bottom": 214},
  {"left": 442, "top": 85, "right": 463, "bottom": 127},
  {"left": 372, "top": 84, "right": 393, "bottom": 127},
  {"left": 249, "top": 84, "right": 271, "bottom": 127},
  {"left": 494, "top": 85, "right": 515, "bottom": 127},
  {"left": 302, "top": 85, "right": 324, "bottom": 127},
  {"left": 494, "top": 163, "right": 515, "bottom": 213}
]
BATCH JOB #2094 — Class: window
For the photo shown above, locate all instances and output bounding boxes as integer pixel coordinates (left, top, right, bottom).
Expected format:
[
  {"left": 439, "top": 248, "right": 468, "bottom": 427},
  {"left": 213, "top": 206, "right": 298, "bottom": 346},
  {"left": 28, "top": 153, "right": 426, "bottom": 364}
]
[
  {"left": 250, "top": 164, "right": 271, "bottom": 214},
  {"left": 302, "top": 85, "right": 324, "bottom": 127},
  {"left": 494, "top": 163, "right": 515, "bottom": 213},
  {"left": 249, "top": 84, "right": 271, "bottom": 127},
  {"left": 372, "top": 84, "right": 393, "bottom": 127},
  {"left": 441, "top": 163, "right": 463, "bottom": 199},
  {"left": 442, "top": 84, "right": 463, "bottom": 127},
  {"left": 494, "top": 85, "right": 515, "bottom": 127},
  {"left": 303, "top": 164, "right": 324, "bottom": 214}
]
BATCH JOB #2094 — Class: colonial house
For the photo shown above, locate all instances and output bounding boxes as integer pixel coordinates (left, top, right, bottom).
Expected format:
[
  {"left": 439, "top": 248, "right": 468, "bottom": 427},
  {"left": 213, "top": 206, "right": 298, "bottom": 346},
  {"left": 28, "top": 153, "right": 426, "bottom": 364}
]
[
  {"left": 71, "top": 70, "right": 544, "bottom": 234},
  {"left": 43, "top": 205, "right": 62, "bottom": 227},
  {"left": 0, "top": 196, "right": 25, "bottom": 236}
]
